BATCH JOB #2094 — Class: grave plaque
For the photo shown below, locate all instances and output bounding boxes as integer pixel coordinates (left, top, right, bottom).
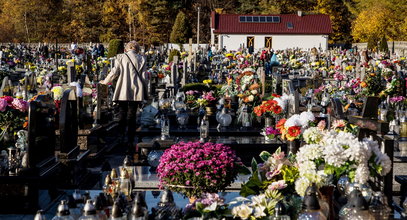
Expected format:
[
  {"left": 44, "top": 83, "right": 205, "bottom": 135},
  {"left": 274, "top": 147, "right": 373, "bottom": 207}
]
[
  {"left": 67, "top": 62, "right": 76, "bottom": 83},
  {"left": 361, "top": 96, "right": 379, "bottom": 119},
  {"left": 331, "top": 98, "right": 346, "bottom": 119}
]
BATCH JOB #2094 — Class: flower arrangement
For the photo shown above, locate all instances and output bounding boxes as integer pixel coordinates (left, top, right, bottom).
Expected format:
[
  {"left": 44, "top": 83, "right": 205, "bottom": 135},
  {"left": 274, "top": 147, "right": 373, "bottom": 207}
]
[
  {"left": 241, "top": 148, "right": 299, "bottom": 197},
  {"left": 0, "top": 96, "right": 28, "bottom": 143},
  {"left": 276, "top": 111, "right": 315, "bottom": 141},
  {"left": 253, "top": 96, "right": 283, "bottom": 117},
  {"left": 184, "top": 193, "right": 229, "bottom": 219},
  {"left": 197, "top": 91, "right": 217, "bottom": 107},
  {"left": 230, "top": 190, "right": 284, "bottom": 219},
  {"left": 51, "top": 86, "right": 64, "bottom": 100},
  {"left": 262, "top": 127, "right": 280, "bottom": 140},
  {"left": 294, "top": 128, "right": 392, "bottom": 196},
  {"left": 157, "top": 141, "right": 244, "bottom": 198}
]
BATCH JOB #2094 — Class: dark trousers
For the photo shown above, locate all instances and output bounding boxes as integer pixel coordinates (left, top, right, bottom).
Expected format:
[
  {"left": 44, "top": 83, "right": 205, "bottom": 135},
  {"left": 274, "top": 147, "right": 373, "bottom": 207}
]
[{"left": 117, "top": 101, "right": 139, "bottom": 145}]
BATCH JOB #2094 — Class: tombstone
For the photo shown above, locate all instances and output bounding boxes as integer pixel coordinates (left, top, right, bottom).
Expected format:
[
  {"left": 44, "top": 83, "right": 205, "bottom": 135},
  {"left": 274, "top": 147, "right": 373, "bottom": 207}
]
[
  {"left": 67, "top": 62, "right": 76, "bottom": 83},
  {"left": 27, "top": 94, "right": 56, "bottom": 168},
  {"left": 0, "top": 76, "right": 12, "bottom": 96},
  {"left": 361, "top": 96, "right": 379, "bottom": 119},
  {"left": 58, "top": 88, "right": 78, "bottom": 156},
  {"left": 95, "top": 83, "right": 109, "bottom": 125},
  {"left": 330, "top": 98, "right": 346, "bottom": 120}
]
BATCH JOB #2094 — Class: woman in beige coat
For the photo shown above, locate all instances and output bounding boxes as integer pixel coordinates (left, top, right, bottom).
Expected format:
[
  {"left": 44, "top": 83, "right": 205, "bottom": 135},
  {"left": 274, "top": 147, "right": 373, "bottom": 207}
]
[{"left": 101, "top": 41, "right": 148, "bottom": 153}]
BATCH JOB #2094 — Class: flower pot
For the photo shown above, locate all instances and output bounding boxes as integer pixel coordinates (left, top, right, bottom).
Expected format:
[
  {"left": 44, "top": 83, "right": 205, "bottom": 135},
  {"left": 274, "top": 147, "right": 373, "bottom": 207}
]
[
  {"left": 264, "top": 116, "right": 275, "bottom": 128},
  {"left": 288, "top": 139, "right": 301, "bottom": 154}
]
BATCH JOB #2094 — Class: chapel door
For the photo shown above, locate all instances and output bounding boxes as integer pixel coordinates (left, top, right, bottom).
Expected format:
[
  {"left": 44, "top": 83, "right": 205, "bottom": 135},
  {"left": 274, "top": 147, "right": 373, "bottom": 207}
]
[
  {"left": 247, "top": 36, "right": 254, "bottom": 53},
  {"left": 265, "top": 37, "right": 272, "bottom": 49}
]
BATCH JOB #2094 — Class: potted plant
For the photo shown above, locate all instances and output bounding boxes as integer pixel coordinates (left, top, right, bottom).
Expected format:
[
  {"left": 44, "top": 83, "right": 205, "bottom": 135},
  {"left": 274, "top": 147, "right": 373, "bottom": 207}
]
[{"left": 157, "top": 141, "right": 246, "bottom": 201}]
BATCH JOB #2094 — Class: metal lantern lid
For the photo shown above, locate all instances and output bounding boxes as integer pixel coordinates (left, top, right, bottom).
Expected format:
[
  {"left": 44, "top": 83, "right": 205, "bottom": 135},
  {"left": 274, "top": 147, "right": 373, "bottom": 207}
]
[
  {"left": 57, "top": 200, "right": 70, "bottom": 216},
  {"left": 83, "top": 199, "right": 96, "bottom": 215},
  {"left": 34, "top": 210, "right": 47, "bottom": 220},
  {"left": 302, "top": 184, "right": 320, "bottom": 210},
  {"left": 112, "top": 201, "right": 123, "bottom": 218}
]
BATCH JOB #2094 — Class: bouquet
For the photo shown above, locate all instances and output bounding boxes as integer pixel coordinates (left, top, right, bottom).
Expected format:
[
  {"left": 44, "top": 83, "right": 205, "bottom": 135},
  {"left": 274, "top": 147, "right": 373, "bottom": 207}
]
[
  {"left": 157, "top": 141, "right": 244, "bottom": 198},
  {"left": 197, "top": 91, "right": 216, "bottom": 107},
  {"left": 253, "top": 97, "right": 283, "bottom": 117},
  {"left": 235, "top": 148, "right": 301, "bottom": 219},
  {"left": 295, "top": 128, "right": 392, "bottom": 196},
  {"left": 0, "top": 96, "right": 28, "bottom": 143},
  {"left": 277, "top": 111, "right": 315, "bottom": 141}
]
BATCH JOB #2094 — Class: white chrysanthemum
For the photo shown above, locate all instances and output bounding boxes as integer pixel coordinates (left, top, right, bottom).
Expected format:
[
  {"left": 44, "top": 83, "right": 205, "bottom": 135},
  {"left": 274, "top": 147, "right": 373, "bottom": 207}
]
[
  {"left": 363, "top": 137, "right": 392, "bottom": 176},
  {"left": 285, "top": 114, "right": 301, "bottom": 128},
  {"left": 299, "top": 111, "right": 315, "bottom": 127},
  {"left": 303, "top": 127, "right": 324, "bottom": 144},
  {"left": 323, "top": 143, "right": 347, "bottom": 167},
  {"left": 298, "top": 160, "right": 317, "bottom": 176},
  {"left": 344, "top": 141, "right": 371, "bottom": 164},
  {"left": 355, "top": 164, "right": 370, "bottom": 184},
  {"left": 295, "top": 177, "right": 311, "bottom": 197},
  {"left": 296, "top": 144, "right": 323, "bottom": 163}
]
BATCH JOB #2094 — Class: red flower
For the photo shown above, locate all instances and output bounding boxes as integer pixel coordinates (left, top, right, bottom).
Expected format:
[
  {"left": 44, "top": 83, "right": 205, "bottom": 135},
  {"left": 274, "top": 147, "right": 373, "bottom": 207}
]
[
  {"left": 271, "top": 105, "right": 282, "bottom": 114},
  {"left": 287, "top": 126, "right": 301, "bottom": 137},
  {"left": 271, "top": 93, "right": 281, "bottom": 98}
]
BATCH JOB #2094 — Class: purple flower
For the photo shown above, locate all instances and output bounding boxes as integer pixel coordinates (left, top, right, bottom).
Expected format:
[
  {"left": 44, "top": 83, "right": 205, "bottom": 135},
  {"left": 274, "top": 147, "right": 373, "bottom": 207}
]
[
  {"left": 265, "top": 127, "right": 280, "bottom": 136},
  {"left": 0, "top": 98, "right": 7, "bottom": 112},
  {"left": 12, "top": 98, "right": 28, "bottom": 112},
  {"left": 390, "top": 96, "right": 405, "bottom": 103}
]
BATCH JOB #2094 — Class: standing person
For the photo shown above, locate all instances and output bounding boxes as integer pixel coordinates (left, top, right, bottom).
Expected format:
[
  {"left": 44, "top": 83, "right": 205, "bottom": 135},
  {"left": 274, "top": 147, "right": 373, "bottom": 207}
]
[
  {"left": 101, "top": 41, "right": 148, "bottom": 153},
  {"left": 98, "top": 43, "right": 105, "bottom": 58}
]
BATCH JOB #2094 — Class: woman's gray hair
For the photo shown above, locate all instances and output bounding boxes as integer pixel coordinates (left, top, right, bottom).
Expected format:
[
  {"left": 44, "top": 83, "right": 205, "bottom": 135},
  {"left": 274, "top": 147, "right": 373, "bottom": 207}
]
[{"left": 125, "top": 41, "right": 140, "bottom": 53}]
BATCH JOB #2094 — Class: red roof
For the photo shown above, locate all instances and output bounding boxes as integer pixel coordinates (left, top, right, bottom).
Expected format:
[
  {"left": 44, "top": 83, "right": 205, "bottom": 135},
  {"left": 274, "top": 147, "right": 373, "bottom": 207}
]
[{"left": 211, "top": 12, "right": 332, "bottom": 35}]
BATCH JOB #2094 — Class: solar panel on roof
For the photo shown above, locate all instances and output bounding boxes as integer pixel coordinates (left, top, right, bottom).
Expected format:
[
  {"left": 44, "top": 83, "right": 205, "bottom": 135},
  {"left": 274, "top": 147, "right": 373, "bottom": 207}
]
[
  {"left": 287, "top": 22, "right": 293, "bottom": 29},
  {"left": 272, "top": 16, "right": 280, "bottom": 23}
]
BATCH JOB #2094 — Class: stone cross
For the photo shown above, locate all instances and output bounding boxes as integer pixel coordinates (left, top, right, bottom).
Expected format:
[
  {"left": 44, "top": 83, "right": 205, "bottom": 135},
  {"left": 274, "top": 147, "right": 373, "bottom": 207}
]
[
  {"left": 258, "top": 67, "right": 266, "bottom": 97},
  {"left": 182, "top": 58, "right": 187, "bottom": 87}
]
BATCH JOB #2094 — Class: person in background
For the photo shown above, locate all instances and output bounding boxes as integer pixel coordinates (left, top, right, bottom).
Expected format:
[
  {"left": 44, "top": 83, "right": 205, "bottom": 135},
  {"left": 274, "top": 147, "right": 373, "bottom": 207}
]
[
  {"left": 101, "top": 41, "right": 148, "bottom": 154},
  {"left": 98, "top": 43, "right": 105, "bottom": 58}
]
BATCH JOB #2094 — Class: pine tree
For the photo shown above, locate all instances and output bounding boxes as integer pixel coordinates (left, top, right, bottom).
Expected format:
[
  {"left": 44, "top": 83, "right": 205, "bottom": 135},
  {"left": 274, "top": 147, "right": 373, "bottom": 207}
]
[{"left": 170, "top": 11, "right": 190, "bottom": 43}]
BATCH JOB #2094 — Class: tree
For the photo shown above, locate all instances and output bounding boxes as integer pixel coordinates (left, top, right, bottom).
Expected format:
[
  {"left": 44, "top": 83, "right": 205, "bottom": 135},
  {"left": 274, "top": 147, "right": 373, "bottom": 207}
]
[
  {"left": 170, "top": 11, "right": 190, "bottom": 43},
  {"left": 63, "top": 0, "right": 104, "bottom": 42},
  {"left": 379, "top": 35, "right": 389, "bottom": 53},
  {"left": 315, "top": 0, "right": 353, "bottom": 44},
  {"left": 101, "top": 0, "right": 129, "bottom": 42},
  {"left": 352, "top": 5, "right": 391, "bottom": 42}
]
